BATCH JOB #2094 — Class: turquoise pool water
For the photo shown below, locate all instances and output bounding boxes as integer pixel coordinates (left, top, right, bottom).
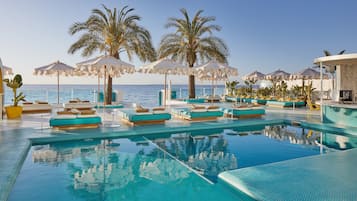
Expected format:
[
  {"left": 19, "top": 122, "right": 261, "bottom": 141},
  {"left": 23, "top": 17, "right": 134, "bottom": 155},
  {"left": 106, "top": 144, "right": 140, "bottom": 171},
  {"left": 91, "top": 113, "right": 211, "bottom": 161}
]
[{"left": 9, "top": 125, "right": 354, "bottom": 201}]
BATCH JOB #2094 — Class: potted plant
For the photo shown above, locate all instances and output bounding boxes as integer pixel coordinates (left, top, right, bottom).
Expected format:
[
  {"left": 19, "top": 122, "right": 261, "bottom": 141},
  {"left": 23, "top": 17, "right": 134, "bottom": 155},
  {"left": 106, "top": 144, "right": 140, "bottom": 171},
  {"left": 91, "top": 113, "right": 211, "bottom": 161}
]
[{"left": 3, "top": 74, "right": 26, "bottom": 119}]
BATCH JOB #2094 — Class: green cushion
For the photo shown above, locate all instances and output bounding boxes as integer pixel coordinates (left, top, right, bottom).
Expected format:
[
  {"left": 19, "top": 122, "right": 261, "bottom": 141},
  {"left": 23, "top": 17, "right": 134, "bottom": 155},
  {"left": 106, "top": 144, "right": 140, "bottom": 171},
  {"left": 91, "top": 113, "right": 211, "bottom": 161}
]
[
  {"left": 173, "top": 108, "right": 223, "bottom": 119},
  {"left": 50, "top": 116, "right": 102, "bottom": 126},
  {"left": 184, "top": 98, "right": 205, "bottom": 103},
  {"left": 251, "top": 99, "right": 267, "bottom": 105},
  {"left": 119, "top": 109, "right": 171, "bottom": 122},
  {"left": 267, "top": 100, "right": 305, "bottom": 107},
  {"left": 225, "top": 96, "right": 241, "bottom": 102},
  {"left": 223, "top": 108, "right": 265, "bottom": 116},
  {"left": 94, "top": 104, "right": 123, "bottom": 109}
]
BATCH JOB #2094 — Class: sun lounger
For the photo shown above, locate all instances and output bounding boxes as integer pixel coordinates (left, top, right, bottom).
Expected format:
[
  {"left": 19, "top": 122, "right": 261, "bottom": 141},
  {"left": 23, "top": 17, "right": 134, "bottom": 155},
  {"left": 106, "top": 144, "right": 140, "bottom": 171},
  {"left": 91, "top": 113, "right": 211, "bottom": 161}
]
[
  {"left": 64, "top": 99, "right": 95, "bottom": 110},
  {"left": 222, "top": 106, "right": 265, "bottom": 119},
  {"left": 94, "top": 104, "right": 124, "bottom": 109},
  {"left": 21, "top": 101, "right": 52, "bottom": 114},
  {"left": 225, "top": 96, "right": 240, "bottom": 102},
  {"left": 171, "top": 105, "right": 223, "bottom": 121},
  {"left": 184, "top": 98, "right": 206, "bottom": 104},
  {"left": 266, "top": 100, "right": 305, "bottom": 108},
  {"left": 251, "top": 99, "right": 267, "bottom": 105},
  {"left": 118, "top": 107, "right": 171, "bottom": 126},
  {"left": 204, "top": 95, "right": 222, "bottom": 103},
  {"left": 49, "top": 114, "right": 102, "bottom": 129}
]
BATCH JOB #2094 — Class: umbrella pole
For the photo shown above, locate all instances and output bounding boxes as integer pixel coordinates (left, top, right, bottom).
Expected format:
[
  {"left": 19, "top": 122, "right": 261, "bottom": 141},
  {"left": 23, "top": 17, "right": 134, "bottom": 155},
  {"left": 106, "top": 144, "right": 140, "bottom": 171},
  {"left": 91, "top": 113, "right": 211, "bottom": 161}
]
[{"left": 57, "top": 71, "right": 59, "bottom": 104}]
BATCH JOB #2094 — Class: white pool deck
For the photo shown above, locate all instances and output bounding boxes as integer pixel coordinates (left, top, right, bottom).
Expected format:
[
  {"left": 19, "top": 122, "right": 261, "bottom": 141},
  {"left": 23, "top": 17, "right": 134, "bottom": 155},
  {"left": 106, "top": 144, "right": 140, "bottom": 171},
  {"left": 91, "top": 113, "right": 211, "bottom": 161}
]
[{"left": 1, "top": 107, "right": 356, "bottom": 201}]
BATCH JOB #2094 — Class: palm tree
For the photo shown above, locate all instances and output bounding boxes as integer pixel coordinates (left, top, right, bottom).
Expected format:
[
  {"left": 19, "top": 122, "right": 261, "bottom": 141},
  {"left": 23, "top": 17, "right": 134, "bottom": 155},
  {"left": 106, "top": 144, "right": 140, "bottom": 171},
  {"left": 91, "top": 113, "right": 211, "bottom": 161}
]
[
  {"left": 68, "top": 5, "right": 156, "bottom": 104},
  {"left": 225, "top": 80, "right": 239, "bottom": 96},
  {"left": 159, "top": 9, "right": 229, "bottom": 98}
]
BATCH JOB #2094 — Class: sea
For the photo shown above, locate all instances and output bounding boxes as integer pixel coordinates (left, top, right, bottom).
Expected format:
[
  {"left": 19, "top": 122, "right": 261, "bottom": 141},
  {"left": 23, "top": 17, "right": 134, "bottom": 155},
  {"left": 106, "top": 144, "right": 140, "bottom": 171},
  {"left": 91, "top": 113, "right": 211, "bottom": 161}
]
[{"left": 3, "top": 84, "right": 225, "bottom": 107}]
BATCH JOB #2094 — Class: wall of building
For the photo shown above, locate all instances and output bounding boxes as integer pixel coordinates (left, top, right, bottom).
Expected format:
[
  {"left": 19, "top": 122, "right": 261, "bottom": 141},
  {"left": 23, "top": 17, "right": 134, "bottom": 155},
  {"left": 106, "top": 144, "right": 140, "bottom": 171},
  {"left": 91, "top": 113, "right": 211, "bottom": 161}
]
[{"left": 339, "top": 65, "right": 357, "bottom": 102}]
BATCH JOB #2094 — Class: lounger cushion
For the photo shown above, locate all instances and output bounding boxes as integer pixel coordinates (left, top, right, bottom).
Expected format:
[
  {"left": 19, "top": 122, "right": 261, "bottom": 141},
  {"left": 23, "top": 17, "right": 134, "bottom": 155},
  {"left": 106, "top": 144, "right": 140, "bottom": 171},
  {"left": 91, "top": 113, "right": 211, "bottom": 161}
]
[
  {"left": 223, "top": 108, "right": 265, "bottom": 116},
  {"left": 266, "top": 100, "right": 305, "bottom": 107},
  {"left": 50, "top": 116, "right": 101, "bottom": 126},
  {"left": 118, "top": 109, "right": 171, "bottom": 122},
  {"left": 22, "top": 103, "right": 52, "bottom": 112},
  {"left": 184, "top": 98, "right": 205, "bottom": 103},
  {"left": 251, "top": 99, "right": 267, "bottom": 105},
  {"left": 65, "top": 102, "right": 95, "bottom": 109},
  {"left": 172, "top": 107, "right": 223, "bottom": 119}
]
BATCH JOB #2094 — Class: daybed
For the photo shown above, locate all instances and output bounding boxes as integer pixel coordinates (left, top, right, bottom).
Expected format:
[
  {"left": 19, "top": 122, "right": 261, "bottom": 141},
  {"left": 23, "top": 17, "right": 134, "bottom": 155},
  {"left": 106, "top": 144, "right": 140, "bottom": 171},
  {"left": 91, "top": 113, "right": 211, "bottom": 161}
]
[
  {"left": 225, "top": 96, "right": 240, "bottom": 102},
  {"left": 266, "top": 100, "right": 305, "bottom": 108},
  {"left": 204, "top": 95, "right": 222, "bottom": 103},
  {"left": 49, "top": 114, "right": 102, "bottom": 129},
  {"left": 21, "top": 101, "right": 52, "bottom": 114},
  {"left": 184, "top": 98, "right": 206, "bottom": 104},
  {"left": 118, "top": 107, "right": 171, "bottom": 126},
  {"left": 251, "top": 99, "right": 268, "bottom": 105},
  {"left": 64, "top": 99, "right": 95, "bottom": 110},
  {"left": 222, "top": 106, "right": 265, "bottom": 119},
  {"left": 50, "top": 108, "right": 101, "bottom": 129},
  {"left": 171, "top": 105, "right": 223, "bottom": 121}
]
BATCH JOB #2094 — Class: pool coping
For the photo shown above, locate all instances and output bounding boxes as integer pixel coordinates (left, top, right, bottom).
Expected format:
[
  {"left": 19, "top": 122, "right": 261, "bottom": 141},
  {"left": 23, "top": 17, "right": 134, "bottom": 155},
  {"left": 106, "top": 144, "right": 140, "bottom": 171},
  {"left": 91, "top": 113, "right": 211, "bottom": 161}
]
[{"left": 1, "top": 117, "right": 356, "bottom": 201}]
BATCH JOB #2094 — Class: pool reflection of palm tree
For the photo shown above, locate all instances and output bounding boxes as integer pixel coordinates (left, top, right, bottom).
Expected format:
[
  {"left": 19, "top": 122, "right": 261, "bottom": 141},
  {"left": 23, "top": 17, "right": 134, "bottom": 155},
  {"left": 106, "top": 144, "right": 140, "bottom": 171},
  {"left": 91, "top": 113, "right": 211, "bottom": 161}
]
[{"left": 151, "top": 132, "right": 237, "bottom": 180}]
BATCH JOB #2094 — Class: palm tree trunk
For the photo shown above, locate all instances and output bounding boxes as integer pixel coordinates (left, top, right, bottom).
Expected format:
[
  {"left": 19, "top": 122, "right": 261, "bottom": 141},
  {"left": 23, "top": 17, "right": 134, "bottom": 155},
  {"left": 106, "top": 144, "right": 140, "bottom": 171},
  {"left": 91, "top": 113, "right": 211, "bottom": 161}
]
[
  {"left": 106, "top": 76, "right": 112, "bottom": 104},
  {"left": 189, "top": 75, "right": 195, "bottom": 98},
  {"left": 106, "top": 52, "right": 120, "bottom": 105}
]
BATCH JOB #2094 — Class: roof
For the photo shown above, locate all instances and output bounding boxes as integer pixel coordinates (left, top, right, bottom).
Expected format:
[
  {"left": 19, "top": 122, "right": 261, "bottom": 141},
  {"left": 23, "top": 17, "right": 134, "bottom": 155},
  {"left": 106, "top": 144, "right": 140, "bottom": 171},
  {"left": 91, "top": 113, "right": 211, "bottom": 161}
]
[{"left": 314, "top": 53, "right": 357, "bottom": 66}]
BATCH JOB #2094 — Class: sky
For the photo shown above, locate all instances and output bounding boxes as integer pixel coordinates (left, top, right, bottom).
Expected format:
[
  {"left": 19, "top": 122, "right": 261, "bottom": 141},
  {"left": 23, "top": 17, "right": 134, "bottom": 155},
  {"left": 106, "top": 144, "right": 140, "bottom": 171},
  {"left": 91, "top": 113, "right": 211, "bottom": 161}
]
[{"left": 1, "top": 0, "right": 357, "bottom": 85}]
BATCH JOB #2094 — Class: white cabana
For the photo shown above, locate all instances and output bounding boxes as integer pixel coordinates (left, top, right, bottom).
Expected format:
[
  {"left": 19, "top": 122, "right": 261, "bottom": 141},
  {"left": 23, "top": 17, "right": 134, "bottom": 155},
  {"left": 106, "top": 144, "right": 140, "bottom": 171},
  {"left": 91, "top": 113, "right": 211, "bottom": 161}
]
[
  {"left": 138, "top": 58, "right": 187, "bottom": 106},
  {"left": 314, "top": 53, "right": 357, "bottom": 122},
  {"left": 34, "top": 61, "right": 75, "bottom": 104}
]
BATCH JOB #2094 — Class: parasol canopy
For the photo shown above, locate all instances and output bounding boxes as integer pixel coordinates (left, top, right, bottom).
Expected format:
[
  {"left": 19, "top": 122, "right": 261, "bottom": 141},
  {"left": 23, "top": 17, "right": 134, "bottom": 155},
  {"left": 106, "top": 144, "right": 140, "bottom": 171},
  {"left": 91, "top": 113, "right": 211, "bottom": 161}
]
[
  {"left": 290, "top": 67, "right": 328, "bottom": 80},
  {"left": 242, "top": 70, "right": 265, "bottom": 82},
  {"left": 264, "top": 69, "right": 290, "bottom": 80},
  {"left": 76, "top": 55, "right": 135, "bottom": 104},
  {"left": 193, "top": 60, "right": 238, "bottom": 99},
  {"left": 138, "top": 58, "right": 187, "bottom": 106},
  {"left": 33, "top": 60, "right": 75, "bottom": 104}
]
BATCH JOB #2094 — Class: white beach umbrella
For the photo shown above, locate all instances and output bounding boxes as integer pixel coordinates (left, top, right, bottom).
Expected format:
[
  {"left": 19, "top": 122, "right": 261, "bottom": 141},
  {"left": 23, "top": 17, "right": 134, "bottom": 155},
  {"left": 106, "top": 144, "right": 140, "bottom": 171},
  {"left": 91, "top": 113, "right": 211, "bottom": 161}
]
[
  {"left": 242, "top": 70, "right": 265, "bottom": 82},
  {"left": 290, "top": 67, "right": 328, "bottom": 80},
  {"left": 264, "top": 69, "right": 290, "bottom": 80},
  {"left": 193, "top": 60, "right": 238, "bottom": 99},
  {"left": 137, "top": 58, "right": 187, "bottom": 106},
  {"left": 76, "top": 55, "right": 135, "bottom": 104},
  {"left": 34, "top": 61, "right": 75, "bottom": 104}
]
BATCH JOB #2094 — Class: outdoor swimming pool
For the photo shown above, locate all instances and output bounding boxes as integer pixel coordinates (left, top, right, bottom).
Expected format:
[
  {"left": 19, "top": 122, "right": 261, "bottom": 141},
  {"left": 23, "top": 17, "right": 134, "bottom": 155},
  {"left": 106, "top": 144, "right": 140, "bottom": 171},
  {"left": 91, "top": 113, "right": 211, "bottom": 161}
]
[{"left": 8, "top": 125, "right": 356, "bottom": 201}]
